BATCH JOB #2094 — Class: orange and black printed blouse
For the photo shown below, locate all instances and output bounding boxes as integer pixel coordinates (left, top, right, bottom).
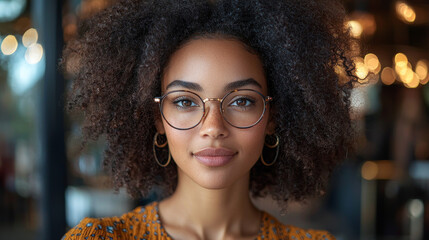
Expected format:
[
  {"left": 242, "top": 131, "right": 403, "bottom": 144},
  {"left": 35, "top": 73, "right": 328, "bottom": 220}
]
[{"left": 63, "top": 202, "right": 335, "bottom": 240}]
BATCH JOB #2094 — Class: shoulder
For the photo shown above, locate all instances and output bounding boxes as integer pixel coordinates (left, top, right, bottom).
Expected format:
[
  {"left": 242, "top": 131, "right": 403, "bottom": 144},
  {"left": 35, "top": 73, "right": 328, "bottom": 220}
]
[
  {"left": 62, "top": 202, "right": 159, "bottom": 240},
  {"left": 261, "top": 212, "right": 336, "bottom": 240}
]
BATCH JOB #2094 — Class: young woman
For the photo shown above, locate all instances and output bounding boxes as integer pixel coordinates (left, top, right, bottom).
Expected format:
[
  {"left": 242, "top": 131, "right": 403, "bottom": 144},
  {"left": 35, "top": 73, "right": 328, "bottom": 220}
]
[{"left": 62, "top": 0, "right": 356, "bottom": 239}]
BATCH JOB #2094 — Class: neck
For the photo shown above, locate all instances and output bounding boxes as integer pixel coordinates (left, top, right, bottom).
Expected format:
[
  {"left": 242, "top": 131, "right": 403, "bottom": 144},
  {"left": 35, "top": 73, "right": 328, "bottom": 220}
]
[{"left": 159, "top": 170, "right": 261, "bottom": 240}]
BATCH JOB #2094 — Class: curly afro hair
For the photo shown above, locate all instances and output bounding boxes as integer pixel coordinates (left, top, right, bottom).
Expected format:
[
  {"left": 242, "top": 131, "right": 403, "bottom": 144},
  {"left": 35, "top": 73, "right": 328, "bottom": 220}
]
[{"left": 63, "top": 0, "right": 357, "bottom": 206}]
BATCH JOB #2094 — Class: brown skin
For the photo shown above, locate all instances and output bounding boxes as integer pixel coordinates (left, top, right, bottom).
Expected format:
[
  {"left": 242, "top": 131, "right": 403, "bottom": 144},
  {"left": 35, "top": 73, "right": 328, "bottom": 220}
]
[
  {"left": 156, "top": 38, "right": 274, "bottom": 240},
  {"left": 64, "top": 0, "right": 357, "bottom": 207}
]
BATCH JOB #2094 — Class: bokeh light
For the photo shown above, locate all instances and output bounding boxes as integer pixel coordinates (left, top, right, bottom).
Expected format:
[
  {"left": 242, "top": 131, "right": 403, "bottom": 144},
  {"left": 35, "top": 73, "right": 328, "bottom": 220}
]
[
  {"left": 394, "top": 53, "right": 408, "bottom": 66},
  {"left": 404, "top": 73, "right": 420, "bottom": 88},
  {"left": 395, "top": 63, "right": 408, "bottom": 76},
  {"left": 347, "top": 20, "right": 363, "bottom": 38},
  {"left": 25, "top": 43, "right": 44, "bottom": 64},
  {"left": 402, "top": 66, "right": 414, "bottom": 84},
  {"left": 408, "top": 199, "right": 424, "bottom": 217},
  {"left": 381, "top": 67, "right": 396, "bottom": 85},
  {"left": 364, "top": 53, "right": 380, "bottom": 73},
  {"left": 7, "top": 45, "right": 45, "bottom": 95},
  {"left": 347, "top": 12, "right": 377, "bottom": 37},
  {"left": 354, "top": 57, "right": 369, "bottom": 80},
  {"left": 415, "top": 60, "right": 428, "bottom": 80},
  {"left": 1, "top": 35, "right": 19, "bottom": 55},
  {"left": 362, "top": 161, "right": 378, "bottom": 180},
  {"left": 421, "top": 77, "right": 429, "bottom": 85},
  {"left": 22, "top": 28, "right": 38, "bottom": 47},
  {"left": 393, "top": 53, "right": 417, "bottom": 86},
  {"left": 395, "top": 1, "right": 416, "bottom": 23}
]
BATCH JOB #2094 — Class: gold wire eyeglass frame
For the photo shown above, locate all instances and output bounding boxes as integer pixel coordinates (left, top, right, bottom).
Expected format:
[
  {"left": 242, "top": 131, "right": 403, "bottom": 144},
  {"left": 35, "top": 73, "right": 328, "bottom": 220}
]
[{"left": 154, "top": 89, "right": 272, "bottom": 130}]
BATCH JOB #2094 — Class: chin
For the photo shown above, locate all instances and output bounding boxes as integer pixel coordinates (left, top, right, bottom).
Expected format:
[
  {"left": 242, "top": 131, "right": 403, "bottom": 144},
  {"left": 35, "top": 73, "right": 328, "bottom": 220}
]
[
  {"left": 192, "top": 171, "right": 243, "bottom": 190},
  {"left": 177, "top": 163, "right": 251, "bottom": 190}
]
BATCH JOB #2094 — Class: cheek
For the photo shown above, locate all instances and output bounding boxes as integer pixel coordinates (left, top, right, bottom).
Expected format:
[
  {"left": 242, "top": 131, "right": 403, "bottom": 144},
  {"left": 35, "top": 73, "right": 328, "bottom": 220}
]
[
  {"left": 235, "top": 119, "right": 269, "bottom": 161},
  {"left": 164, "top": 127, "right": 193, "bottom": 159},
  {"left": 240, "top": 127, "right": 266, "bottom": 155}
]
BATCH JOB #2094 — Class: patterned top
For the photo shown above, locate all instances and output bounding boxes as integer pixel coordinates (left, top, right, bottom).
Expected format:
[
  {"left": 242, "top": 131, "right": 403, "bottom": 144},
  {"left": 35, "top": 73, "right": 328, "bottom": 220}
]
[{"left": 63, "top": 202, "right": 335, "bottom": 240}]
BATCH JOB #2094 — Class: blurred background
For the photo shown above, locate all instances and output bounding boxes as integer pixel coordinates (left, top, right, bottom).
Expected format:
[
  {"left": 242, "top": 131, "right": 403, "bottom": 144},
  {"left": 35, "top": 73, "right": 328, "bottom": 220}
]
[{"left": 0, "top": 0, "right": 428, "bottom": 239}]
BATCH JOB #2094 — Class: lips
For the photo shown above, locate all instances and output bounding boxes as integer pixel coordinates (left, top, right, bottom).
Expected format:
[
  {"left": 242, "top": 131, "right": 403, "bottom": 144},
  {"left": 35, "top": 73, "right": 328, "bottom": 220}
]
[{"left": 193, "top": 148, "right": 236, "bottom": 167}]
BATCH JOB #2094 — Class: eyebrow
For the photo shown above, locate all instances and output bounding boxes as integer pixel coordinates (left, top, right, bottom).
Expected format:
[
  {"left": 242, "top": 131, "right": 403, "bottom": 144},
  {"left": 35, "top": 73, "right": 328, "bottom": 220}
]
[
  {"left": 165, "top": 80, "right": 203, "bottom": 91},
  {"left": 165, "top": 78, "right": 262, "bottom": 92},
  {"left": 224, "top": 78, "right": 262, "bottom": 91}
]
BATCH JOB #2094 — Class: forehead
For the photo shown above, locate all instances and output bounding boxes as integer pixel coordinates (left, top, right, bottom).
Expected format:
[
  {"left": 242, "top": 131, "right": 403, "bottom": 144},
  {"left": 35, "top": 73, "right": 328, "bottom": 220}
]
[{"left": 161, "top": 38, "right": 267, "bottom": 94}]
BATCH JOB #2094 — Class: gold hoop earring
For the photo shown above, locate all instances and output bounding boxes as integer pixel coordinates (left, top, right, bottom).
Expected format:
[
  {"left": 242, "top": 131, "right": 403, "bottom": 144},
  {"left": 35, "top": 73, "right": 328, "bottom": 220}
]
[
  {"left": 264, "top": 133, "right": 279, "bottom": 148},
  {"left": 153, "top": 132, "right": 171, "bottom": 167},
  {"left": 154, "top": 132, "right": 167, "bottom": 148},
  {"left": 260, "top": 133, "right": 280, "bottom": 166}
]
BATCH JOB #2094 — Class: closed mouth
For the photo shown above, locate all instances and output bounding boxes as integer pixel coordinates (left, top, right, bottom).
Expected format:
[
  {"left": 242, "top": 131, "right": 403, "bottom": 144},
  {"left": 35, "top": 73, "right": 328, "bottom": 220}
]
[{"left": 193, "top": 148, "right": 236, "bottom": 167}]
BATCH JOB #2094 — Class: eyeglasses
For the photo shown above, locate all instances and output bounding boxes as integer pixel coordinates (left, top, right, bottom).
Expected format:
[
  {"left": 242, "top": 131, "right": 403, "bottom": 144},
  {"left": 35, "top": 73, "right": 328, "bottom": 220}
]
[{"left": 154, "top": 89, "right": 272, "bottom": 130}]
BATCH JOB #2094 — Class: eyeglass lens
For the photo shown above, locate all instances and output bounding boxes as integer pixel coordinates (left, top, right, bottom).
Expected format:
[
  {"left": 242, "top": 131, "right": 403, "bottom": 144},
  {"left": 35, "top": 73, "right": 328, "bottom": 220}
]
[{"left": 160, "top": 90, "right": 266, "bottom": 129}]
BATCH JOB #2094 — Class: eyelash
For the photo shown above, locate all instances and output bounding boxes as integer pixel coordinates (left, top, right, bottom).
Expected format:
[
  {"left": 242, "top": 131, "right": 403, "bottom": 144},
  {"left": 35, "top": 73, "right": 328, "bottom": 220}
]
[{"left": 173, "top": 97, "right": 199, "bottom": 108}]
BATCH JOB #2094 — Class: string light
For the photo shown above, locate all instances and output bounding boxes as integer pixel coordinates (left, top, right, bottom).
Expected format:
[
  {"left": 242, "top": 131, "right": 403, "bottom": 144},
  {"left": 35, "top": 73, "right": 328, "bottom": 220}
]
[{"left": 365, "top": 52, "right": 429, "bottom": 87}]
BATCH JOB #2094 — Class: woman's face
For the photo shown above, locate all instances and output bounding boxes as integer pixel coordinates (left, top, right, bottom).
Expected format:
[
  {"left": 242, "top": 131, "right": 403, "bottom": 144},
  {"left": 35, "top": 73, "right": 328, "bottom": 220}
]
[{"left": 157, "top": 38, "right": 272, "bottom": 189}]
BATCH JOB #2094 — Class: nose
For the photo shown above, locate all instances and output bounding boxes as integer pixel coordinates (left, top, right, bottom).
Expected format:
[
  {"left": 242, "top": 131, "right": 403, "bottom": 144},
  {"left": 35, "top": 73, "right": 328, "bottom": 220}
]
[{"left": 199, "top": 100, "right": 229, "bottom": 139}]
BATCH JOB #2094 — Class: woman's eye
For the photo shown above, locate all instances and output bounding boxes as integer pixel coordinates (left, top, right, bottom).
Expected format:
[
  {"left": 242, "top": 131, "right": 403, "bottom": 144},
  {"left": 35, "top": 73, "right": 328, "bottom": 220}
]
[
  {"left": 174, "top": 99, "right": 198, "bottom": 108},
  {"left": 230, "top": 98, "right": 254, "bottom": 107}
]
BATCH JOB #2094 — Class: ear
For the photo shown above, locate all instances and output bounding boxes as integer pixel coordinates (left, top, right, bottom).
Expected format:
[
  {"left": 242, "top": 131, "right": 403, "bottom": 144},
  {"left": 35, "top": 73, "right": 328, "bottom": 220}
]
[
  {"left": 155, "top": 117, "right": 166, "bottom": 134},
  {"left": 265, "top": 105, "right": 276, "bottom": 135},
  {"left": 265, "top": 119, "right": 276, "bottom": 135}
]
